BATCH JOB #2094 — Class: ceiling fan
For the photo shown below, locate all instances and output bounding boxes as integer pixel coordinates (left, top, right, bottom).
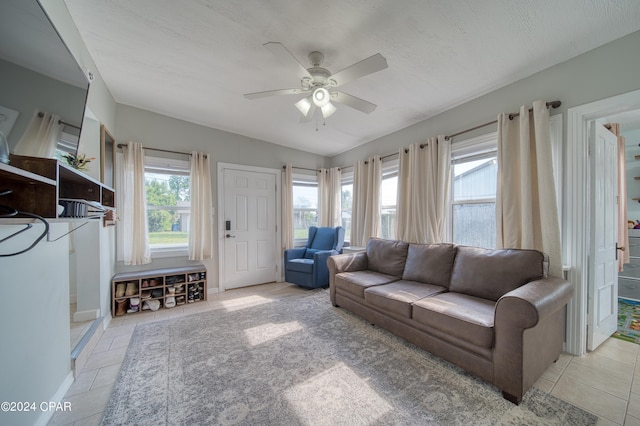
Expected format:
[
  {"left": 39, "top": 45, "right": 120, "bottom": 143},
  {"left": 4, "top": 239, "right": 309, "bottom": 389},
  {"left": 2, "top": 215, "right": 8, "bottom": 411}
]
[{"left": 244, "top": 42, "right": 388, "bottom": 122}]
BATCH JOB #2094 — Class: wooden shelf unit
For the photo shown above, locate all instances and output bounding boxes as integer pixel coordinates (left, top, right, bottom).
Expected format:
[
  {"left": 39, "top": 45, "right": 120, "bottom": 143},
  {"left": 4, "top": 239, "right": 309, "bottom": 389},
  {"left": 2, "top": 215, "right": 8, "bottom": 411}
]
[
  {"left": 111, "top": 265, "right": 207, "bottom": 316},
  {"left": 0, "top": 154, "right": 114, "bottom": 218}
]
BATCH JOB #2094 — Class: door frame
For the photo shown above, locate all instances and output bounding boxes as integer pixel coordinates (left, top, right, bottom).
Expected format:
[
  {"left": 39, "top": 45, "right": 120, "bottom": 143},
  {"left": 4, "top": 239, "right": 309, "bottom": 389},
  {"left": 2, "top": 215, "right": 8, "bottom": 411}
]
[
  {"left": 217, "top": 162, "right": 282, "bottom": 292},
  {"left": 566, "top": 88, "right": 640, "bottom": 356}
]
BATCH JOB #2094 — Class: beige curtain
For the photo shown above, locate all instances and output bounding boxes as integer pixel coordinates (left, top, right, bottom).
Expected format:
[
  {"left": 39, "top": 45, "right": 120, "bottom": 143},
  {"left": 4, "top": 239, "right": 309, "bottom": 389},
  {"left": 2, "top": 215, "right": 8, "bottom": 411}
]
[
  {"left": 496, "top": 100, "right": 562, "bottom": 277},
  {"left": 122, "top": 141, "right": 151, "bottom": 265},
  {"left": 607, "top": 123, "right": 630, "bottom": 270},
  {"left": 397, "top": 136, "right": 451, "bottom": 243},
  {"left": 318, "top": 167, "right": 342, "bottom": 227},
  {"left": 351, "top": 155, "right": 381, "bottom": 247},
  {"left": 282, "top": 164, "right": 294, "bottom": 250},
  {"left": 13, "top": 111, "right": 63, "bottom": 158},
  {"left": 188, "top": 152, "right": 213, "bottom": 260}
]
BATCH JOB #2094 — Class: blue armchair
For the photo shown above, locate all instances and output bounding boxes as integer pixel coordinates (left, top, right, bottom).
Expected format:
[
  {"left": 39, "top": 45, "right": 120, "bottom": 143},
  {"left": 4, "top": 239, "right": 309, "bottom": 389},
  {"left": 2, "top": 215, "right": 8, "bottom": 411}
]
[{"left": 284, "top": 226, "right": 345, "bottom": 288}]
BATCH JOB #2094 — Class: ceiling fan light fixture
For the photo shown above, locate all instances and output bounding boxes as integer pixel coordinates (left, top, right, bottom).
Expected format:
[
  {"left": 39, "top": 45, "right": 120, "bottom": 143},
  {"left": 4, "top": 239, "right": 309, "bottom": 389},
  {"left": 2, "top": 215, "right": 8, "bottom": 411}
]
[
  {"left": 312, "top": 87, "right": 330, "bottom": 107},
  {"left": 321, "top": 102, "right": 336, "bottom": 118},
  {"left": 295, "top": 97, "right": 312, "bottom": 116}
]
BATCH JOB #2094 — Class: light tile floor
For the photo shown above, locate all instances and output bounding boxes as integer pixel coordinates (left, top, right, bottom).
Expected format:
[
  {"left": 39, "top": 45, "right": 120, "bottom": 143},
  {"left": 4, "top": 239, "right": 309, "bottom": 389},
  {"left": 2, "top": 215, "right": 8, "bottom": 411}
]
[
  {"left": 51, "top": 283, "right": 640, "bottom": 425},
  {"left": 69, "top": 303, "right": 94, "bottom": 351}
]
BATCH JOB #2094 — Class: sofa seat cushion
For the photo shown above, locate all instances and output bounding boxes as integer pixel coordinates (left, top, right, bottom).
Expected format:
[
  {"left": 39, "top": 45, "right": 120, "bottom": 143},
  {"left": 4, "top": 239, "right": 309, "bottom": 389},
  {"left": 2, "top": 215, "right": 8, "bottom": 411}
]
[
  {"left": 412, "top": 292, "right": 496, "bottom": 348},
  {"left": 287, "top": 258, "right": 314, "bottom": 273},
  {"left": 335, "top": 270, "right": 398, "bottom": 299},
  {"left": 364, "top": 280, "right": 447, "bottom": 318}
]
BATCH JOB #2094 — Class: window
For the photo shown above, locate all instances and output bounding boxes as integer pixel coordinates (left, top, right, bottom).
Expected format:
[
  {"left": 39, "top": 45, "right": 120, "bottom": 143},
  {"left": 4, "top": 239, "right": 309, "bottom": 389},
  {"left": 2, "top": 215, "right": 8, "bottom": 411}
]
[
  {"left": 380, "top": 160, "right": 398, "bottom": 240},
  {"left": 292, "top": 173, "right": 318, "bottom": 244},
  {"left": 452, "top": 154, "right": 497, "bottom": 248},
  {"left": 341, "top": 171, "right": 353, "bottom": 244},
  {"left": 450, "top": 133, "right": 498, "bottom": 249},
  {"left": 144, "top": 156, "right": 190, "bottom": 254}
]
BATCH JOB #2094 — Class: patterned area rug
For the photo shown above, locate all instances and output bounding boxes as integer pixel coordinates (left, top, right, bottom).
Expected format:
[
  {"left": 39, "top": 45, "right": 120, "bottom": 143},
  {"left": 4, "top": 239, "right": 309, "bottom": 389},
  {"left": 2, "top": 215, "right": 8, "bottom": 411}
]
[
  {"left": 613, "top": 298, "right": 640, "bottom": 344},
  {"left": 102, "top": 289, "right": 597, "bottom": 425}
]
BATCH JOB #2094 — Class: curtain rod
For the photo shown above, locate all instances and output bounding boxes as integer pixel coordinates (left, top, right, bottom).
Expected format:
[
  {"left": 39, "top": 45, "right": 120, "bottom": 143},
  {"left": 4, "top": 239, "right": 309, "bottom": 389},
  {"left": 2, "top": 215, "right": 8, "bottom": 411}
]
[
  {"left": 37, "top": 112, "right": 80, "bottom": 130},
  {"left": 444, "top": 100, "right": 561, "bottom": 141},
  {"left": 116, "top": 144, "right": 206, "bottom": 157},
  {"left": 288, "top": 100, "right": 562, "bottom": 171},
  {"left": 335, "top": 100, "right": 562, "bottom": 169}
]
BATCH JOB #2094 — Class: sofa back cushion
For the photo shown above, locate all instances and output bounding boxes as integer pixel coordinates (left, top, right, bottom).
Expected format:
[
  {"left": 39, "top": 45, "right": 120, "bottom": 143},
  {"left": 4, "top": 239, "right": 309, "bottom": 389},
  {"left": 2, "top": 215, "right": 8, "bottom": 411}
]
[
  {"left": 449, "top": 246, "right": 548, "bottom": 301},
  {"left": 403, "top": 243, "right": 456, "bottom": 288},
  {"left": 366, "top": 238, "right": 409, "bottom": 278}
]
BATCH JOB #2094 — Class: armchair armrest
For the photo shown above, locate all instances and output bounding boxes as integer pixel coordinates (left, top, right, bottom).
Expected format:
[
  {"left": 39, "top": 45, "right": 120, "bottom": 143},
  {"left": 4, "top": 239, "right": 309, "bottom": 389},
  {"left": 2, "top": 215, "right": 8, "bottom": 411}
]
[
  {"left": 495, "top": 276, "right": 574, "bottom": 329},
  {"left": 284, "top": 247, "right": 307, "bottom": 262}
]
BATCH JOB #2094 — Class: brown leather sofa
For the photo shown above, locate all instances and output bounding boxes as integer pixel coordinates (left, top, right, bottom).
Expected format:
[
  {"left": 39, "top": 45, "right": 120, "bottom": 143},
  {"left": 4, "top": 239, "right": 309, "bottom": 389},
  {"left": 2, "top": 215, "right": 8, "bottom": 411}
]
[{"left": 327, "top": 238, "right": 573, "bottom": 404}]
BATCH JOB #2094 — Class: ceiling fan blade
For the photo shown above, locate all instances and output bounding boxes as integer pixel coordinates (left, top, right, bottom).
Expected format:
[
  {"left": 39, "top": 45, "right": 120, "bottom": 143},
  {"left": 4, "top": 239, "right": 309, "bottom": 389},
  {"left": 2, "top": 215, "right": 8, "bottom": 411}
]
[
  {"left": 330, "top": 53, "right": 388, "bottom": 87},
  {"left": 244, "top": 88, "right": 308, "bottom": 99},
  {"left": 332, "top": 92, "right": 377, "bottom": 114},
  {"left": 263, "top": 42, "right": 312, "bottom": 81},
  {"left": 300, "top": 104, "right": 316, "bottom": 123}
]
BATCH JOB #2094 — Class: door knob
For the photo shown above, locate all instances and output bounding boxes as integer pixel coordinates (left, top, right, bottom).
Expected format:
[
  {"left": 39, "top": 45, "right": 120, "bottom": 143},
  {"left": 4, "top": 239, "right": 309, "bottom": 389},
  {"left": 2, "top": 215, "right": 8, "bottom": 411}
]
[{"left": 225, "top": 234, "right": 236, "bottom": 238}]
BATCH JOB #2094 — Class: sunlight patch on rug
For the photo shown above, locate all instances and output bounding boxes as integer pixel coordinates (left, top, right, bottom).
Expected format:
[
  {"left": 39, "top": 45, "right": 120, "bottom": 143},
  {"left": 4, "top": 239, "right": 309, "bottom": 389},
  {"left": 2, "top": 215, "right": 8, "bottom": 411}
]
[
  {"left": 220, "top": 294, "right": 274, "bottom": 312},
  {"left": 244, "top": 321, "right": 303, "bottom": 346},
  {"left": 284, "top": 363, "right": 392, "bottom": 424}
]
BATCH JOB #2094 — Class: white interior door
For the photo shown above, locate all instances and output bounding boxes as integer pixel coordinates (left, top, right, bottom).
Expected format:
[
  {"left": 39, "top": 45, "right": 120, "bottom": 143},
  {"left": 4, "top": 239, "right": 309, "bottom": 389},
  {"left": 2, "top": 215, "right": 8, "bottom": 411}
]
[
  {"left": 587, "top": 121, "right": 619, "bottom": 351},
  {"left": 222, "top": 167, "right": 277, "bottom": 290}
]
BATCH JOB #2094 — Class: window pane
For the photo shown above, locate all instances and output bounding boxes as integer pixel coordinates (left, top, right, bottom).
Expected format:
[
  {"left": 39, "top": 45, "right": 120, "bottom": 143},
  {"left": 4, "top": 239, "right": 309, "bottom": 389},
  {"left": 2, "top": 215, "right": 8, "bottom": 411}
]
[
  {"left": 380, "top": 175, "right": 397, "bottom": 240},
  {"left": 292, "top": 183, "right": 317, "bottom": 241},
  {"left": 453, "top": 158, "right": 496, "bottom": 201},
  {"left": 145, "top": 172, "right": 190, "bottom": 248},
  {"left": 341, "top": 182, "right": 352, "bottom": 243},
  {"left": 452, "top": 203, "right": 496, "bottom": 248}
]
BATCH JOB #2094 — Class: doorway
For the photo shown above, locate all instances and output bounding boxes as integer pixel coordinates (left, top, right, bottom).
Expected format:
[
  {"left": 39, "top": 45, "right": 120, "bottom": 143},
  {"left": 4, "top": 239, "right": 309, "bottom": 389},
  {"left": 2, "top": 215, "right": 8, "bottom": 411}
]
[
  {"left": 217, "top": 163, "right": 281, "bottom": 291},
  {"left": 566, "top": 88, "right": 640, "bottom": 356}
]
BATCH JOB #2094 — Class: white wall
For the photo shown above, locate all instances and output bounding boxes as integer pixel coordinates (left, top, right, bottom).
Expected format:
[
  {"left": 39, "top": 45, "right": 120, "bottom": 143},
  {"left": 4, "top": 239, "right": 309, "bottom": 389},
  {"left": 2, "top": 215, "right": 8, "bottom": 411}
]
[{"left": 0, "top": 223, "right": 72, "bottom": 426}]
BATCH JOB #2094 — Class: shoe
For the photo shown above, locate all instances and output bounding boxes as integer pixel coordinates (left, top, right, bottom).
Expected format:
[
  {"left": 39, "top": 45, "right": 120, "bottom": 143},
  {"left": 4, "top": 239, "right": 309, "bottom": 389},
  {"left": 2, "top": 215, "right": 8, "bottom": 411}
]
[
  {"left": 150, "top": 278, "right": 158, "bottom": 287},
  {"left": 142, "top": 279, "right": 149, "bottom": 288},
  {"left": 165, "top": 296, "right": 176, "bottom": 308},
  {"left": 142, "top": 301, "right": 151, "bottom": 311},
  {"left": 147, "top": 299, "right": 161, "bottom": 311},
  {"left": 125, "top": 282, "right": 138, "bottom": 296},
  {"left": 115, "top": 298, "right": 127, "bottom": 316},
  {"left": 174, "top": 284, "right": 184, "bottom": 294},
  {"left": 176, "top": 296, "right": 185, "bottom": 305},
  {"left": 116, "top": 283, "right": 126, "bottom": 298},
  {"left": 167, "top": 286, "right": 175, "bottom": 295},
  {"left": 151, "top": 288, "right": 163, "bottom": 298},
  {"left": 141, "top": 290, "right": 151, "bottom": 299}
]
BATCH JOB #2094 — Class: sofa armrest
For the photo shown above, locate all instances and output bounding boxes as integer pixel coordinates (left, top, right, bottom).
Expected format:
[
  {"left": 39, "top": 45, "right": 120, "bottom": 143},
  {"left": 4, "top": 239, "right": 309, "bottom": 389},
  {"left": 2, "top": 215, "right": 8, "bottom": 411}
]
[
  {"left": 493, "top": 275, "right": 573, "bottom": 402},
  {"left": 284, "top": 247, "right": 306, "bottom": 262},
  {"left": 327, "top": 252, "right": 368, "bottom": 306},
  {"left": 495, "top": 276, "right": 574, "bottom": 329}
]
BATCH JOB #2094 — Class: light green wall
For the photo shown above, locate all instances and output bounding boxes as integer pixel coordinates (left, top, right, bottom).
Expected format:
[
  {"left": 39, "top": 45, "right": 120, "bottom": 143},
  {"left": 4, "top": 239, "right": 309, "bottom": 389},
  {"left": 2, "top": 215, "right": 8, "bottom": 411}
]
[{"left": 331, "top": 30, "right": 640, "bottom": 167}]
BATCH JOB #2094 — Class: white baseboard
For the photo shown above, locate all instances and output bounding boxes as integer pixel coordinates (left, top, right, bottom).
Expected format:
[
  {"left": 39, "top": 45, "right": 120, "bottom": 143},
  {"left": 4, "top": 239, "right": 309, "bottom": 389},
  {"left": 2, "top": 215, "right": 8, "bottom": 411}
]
[
  {"left": 34, "top": 371, "right": 74, "bottom": 426},
  {"left": 72, "top": 309, "right": 99, "bottom": 323}
]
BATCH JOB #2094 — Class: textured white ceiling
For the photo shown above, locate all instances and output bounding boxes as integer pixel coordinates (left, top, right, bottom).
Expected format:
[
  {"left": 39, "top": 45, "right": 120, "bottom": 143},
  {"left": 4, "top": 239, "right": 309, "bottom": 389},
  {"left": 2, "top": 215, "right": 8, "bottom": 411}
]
[{"left": 64, "top": 0, "right": 640, "bottom": 157}]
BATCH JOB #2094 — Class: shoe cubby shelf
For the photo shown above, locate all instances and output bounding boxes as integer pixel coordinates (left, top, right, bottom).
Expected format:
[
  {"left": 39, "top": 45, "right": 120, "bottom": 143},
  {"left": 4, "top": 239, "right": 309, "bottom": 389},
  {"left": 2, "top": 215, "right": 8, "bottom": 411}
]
[{"left": 111, "top": 265, "right": 207, "bottom": 316}]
